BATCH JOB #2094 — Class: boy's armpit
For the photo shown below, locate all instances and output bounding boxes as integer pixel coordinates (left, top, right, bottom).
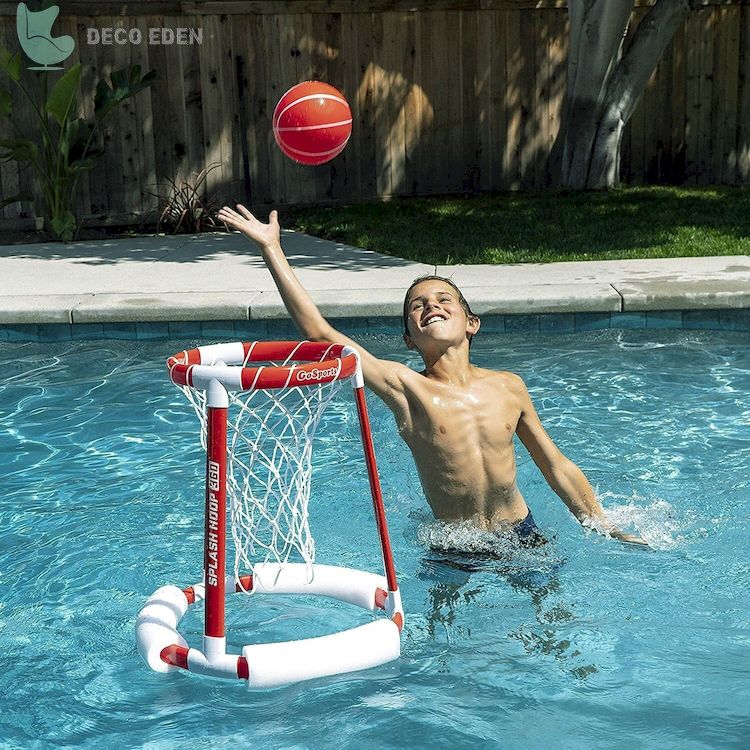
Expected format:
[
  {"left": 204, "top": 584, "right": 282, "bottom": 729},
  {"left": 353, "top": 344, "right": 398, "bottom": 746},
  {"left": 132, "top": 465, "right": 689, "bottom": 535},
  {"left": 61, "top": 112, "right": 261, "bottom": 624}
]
[{"left": 359, "top": 356, "right": 413, "bottom": 426}]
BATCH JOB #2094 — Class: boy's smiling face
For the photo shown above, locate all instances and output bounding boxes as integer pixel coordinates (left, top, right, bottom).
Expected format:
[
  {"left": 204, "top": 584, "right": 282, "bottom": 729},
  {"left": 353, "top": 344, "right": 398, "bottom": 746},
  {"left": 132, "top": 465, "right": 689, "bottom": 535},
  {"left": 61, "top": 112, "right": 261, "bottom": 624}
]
[{"left": 403, "top": 279, "right": 479, "bottom": 354}]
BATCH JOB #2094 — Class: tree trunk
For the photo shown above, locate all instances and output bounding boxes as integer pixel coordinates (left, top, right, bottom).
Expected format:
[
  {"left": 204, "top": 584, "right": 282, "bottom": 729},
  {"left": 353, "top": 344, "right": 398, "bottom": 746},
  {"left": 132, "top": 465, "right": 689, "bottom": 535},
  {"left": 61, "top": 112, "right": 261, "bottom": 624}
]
[{"left": 549, "top": 0, "right": 692, "bottom": 189}]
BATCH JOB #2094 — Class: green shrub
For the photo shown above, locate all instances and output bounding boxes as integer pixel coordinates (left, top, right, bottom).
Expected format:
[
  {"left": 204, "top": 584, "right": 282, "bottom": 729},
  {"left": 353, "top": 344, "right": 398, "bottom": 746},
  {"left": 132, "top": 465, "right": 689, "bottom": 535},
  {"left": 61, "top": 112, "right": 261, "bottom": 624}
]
[{"left": 0, "top": 46, "right": 155, "bottom": 241}]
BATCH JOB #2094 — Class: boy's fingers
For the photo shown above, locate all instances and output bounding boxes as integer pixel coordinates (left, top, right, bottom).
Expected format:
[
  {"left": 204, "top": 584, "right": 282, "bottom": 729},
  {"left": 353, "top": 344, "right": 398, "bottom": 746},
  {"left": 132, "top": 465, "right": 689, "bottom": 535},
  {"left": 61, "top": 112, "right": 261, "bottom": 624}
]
[{"left": 237, "top": 205, "right": 254, "bottom": 220}]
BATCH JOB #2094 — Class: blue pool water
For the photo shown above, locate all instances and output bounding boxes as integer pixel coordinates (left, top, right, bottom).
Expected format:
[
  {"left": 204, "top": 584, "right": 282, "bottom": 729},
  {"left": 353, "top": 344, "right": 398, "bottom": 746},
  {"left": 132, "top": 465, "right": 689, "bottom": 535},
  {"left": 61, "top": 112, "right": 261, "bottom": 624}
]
[{"left": 1, "top": 328, "right": 748, "bottom": 749}]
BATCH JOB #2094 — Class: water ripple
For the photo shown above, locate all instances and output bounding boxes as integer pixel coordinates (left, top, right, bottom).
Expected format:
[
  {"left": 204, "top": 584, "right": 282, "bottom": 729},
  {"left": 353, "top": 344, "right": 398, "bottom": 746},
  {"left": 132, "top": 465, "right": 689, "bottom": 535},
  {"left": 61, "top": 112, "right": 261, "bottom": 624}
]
[{"left": 0, "top": 332, "right": 748, "bottom": 748}]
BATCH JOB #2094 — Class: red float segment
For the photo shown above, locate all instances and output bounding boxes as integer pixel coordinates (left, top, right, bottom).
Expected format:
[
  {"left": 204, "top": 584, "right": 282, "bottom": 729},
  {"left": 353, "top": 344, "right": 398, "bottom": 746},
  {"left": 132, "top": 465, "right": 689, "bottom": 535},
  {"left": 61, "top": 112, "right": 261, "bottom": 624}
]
[
  {"left": 239, "top": 357, "right": 357, "bottom": 390},
  {"left": 169, "top": 363, "right": 191, "bottom": 387},
  {"left": 167, "top": 342, "right": 357, "bottom": 391},
  {"left": 167, "top": 349, "right": 200, "bottom": 370},
  {"left": 161, "top": 644, "right": 190, "bottom": 670},
  {"left": 237, "top": 657, "right": 250, "bottom": 680},
  {"left": 235, "top": 575, "right": 253, "bottom": 592},
  {"left": 242, "top": 341, "right": 347, "bottom": 363},
  {"left": 374, "top": 587, "right": 388, "bottom": 610}
]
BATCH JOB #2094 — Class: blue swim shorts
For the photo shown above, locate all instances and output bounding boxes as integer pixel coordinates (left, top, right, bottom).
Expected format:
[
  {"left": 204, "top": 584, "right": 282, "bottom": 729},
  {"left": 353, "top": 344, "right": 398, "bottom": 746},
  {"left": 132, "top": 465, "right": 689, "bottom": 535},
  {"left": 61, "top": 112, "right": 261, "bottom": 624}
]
[{"left": 514, "top": 509, "right": 547, "bottom": 546}]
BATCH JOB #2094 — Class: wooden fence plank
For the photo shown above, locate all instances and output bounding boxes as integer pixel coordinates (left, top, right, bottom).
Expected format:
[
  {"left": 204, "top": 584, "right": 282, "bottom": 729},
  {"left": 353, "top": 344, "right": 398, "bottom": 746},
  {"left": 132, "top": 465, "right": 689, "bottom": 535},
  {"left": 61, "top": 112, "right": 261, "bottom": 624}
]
[
  {"left": 94, "top": 15, "right": 125, "bottom": 215},
  {"left": 628, "top": 11, "right": 646, "bottom": 185},
  {"left": 547, "top": 8, "right": 566, "bottom": 184},
  {"left": 738, "top": 6, "right": 750, "bottom": 181},
  {"left": 517, "top": 9, "right": 536, "bottom": 187},
  {"left": 655, "top": 30, "right": 674, "bottom": 182},
  {"left": 54, "top": 14, "right": 90, "bottom": 220},
  {"left": 378, "top": 12, "right": 405, "bottom": 198},
  {"left": 197, "top": 14, "right": 222, "bottom": 202},
  {"left": 218, "top": 15, "right": 242, "bottom": 204},
  {"left": 355, "top": 12, "right": 377, "bottom": 199},
  {"left": 147, "top": 15, "right": 177, "bottom": 197},
  {"left": 400, "top": 11, "right": 421, "bottom": 197},
  {"left": 504, "top": 9, "right": 522, "bottom": 189},
  {"left": 340, "top": 10, "right": 360, "bottom": 199},
  {"left": 685, "top": 13, "right": 703, "bottom": 185},
  {"left": 110, "top": 16, "right": 141, "bottom": 217},
  {"left": 670, "top": 17, "right": 687, "bottom": 183},
  {"left": 533, "top": 8, "right": 549, "bottom": 187},
  {"left": 323, "top": 11, "right": 356, "bottom": 202},
  {"left": 230, "top": 13, "right": 255, "bottom": 205},
  {"left": 178, "top": 14, "right": 206, "bottom": 193},
  {"left": 311, "top": 12, "right": 345, "bottom": 202},
  {"left": 697, "top": 8, "right": 715, "bottom": 184},
  {"left": 274, "top": 13, "right": 303, "bottom": 203},
  {"left": 488, "top": 10, "right": 508, "bottom": 190},
  {"left": 460, "top": 9, "right": 480, "bottom": 192},
  {"left": 370, "top": 11, "right": 391, "bottom": 197},
  {"left": 134, "top": 15, "right": 157, "bottom": 217},
  {"left": 247, "top": 13, "right": 273, "bottom": 205},
  {"left": 710, "top": 6, "right": 727, "bottom": 183},
  {"left": 475, "top": 9, "right": 493, "bottom": 191},
  {"left": 298, "top": 11, "right": 321, "bottom": 203},
  {"left": 643, "top": 37, "right": 661, "bottom": 182},
  {"left": 76, "top": 16, "right": 106, "bottom": 217},
  {"left": 444, "top": 10, "right": 464, "bottom": 192},
  {"left": 415, "top": 11, "right": 436, "bottom": 194},
  {"left": 721, "top": 6, "right": 740, "bottom": 183}
]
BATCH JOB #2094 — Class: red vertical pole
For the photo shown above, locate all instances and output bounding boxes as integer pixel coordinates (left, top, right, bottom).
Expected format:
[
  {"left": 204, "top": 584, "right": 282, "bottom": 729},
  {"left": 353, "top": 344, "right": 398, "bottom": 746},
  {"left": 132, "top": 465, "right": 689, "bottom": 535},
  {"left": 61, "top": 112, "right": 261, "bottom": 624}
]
[
  {"left": 353, "top": 386, "right": 398, "bottom": 592},
  {"left": 204, "top": 403, "right": 228, "bottom": 649}
]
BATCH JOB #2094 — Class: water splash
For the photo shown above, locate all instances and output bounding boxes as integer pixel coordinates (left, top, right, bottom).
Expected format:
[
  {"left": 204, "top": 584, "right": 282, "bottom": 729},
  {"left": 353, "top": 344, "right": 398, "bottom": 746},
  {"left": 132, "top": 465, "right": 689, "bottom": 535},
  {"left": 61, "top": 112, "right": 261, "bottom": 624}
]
[
  {"left": 413, "top": 515, "right": 558, "bottom": 564},
  {"left": 594, "top": 493, "right": 686, "bottom": 550}
]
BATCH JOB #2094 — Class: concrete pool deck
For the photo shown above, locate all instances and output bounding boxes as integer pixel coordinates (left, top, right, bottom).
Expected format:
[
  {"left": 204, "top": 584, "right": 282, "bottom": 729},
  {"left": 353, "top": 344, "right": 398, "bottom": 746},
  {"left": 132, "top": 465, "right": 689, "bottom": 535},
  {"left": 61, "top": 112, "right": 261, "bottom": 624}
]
[{"left": 1, "top": 230, "right": 749, "bottom": 325}]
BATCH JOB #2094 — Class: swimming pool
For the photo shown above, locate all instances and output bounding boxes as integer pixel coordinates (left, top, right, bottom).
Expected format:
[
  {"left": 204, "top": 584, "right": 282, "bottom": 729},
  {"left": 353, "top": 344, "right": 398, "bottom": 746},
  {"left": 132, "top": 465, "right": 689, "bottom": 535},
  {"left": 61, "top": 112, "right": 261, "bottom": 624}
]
[{"left": 1, "top": 327, "right": 748, "bottom": 748}]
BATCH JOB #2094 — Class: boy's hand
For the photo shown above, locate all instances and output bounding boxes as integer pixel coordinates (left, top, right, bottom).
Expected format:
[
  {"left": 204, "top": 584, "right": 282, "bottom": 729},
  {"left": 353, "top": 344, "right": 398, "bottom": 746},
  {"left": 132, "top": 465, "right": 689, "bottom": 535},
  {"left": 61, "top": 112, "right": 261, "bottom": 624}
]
[
  {"left": 217, "top": 204, "right": 281, "bottom": 250},
  {"left": 609, "top": 529, "right": 650, "bottom": 547},
  {"left": 585, "top": 515, "right": 650, "bottom": 547}
]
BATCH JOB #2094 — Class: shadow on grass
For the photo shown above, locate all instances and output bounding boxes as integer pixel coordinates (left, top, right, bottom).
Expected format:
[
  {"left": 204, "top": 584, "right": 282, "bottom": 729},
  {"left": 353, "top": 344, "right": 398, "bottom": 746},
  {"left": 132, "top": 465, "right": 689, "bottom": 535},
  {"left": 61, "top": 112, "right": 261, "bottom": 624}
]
[
  {"left": 288, "top": 186, "right": 750, "bottom": 265},
  {"left": 3, "top": 187, "right": 748, "bottom": 267}
]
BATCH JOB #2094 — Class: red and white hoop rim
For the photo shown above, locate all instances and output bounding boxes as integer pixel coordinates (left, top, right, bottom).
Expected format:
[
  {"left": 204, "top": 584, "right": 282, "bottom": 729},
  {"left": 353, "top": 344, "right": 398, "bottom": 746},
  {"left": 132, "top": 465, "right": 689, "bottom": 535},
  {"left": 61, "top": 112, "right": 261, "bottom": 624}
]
[{"left": 167, "top": 340, "right": 359, "bottom": 391}]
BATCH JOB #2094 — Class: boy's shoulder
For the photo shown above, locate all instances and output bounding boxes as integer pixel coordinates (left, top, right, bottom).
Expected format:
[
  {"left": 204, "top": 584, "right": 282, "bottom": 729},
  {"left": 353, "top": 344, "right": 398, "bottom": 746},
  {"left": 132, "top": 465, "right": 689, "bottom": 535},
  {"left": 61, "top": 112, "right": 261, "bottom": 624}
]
[{"left": 474, "top": 366, "right": 527, "bottom": 390}]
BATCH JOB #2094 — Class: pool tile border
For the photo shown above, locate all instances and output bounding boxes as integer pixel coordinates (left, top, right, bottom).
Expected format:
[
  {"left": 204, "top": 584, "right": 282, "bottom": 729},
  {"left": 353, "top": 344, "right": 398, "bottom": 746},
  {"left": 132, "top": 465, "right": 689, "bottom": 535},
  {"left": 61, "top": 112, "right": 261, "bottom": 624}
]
[{"left": 2, "top": 310, "right": 749, "bottom": 343}]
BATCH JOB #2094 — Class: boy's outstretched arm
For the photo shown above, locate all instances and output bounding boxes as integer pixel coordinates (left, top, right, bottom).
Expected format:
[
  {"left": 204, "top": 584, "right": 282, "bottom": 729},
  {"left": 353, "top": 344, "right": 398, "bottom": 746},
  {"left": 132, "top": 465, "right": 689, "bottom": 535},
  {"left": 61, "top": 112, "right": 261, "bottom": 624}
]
[
  {"left": 510, "top": 375, "right": 649, "bottom": 546},
  {"left": 216, "top": 205, "right": 411, "bottom": 415},
  {"left": 218, "top": 205, "right": 331, "bottom": 340}
]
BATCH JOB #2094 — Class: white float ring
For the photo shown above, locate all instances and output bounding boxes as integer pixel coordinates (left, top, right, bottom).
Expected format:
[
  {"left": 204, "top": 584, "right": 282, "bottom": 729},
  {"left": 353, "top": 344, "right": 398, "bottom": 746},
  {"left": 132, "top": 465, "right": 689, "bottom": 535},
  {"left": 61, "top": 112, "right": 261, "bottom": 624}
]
[{"left": 135, "top": 563, "right": 403, "bottom": 689}]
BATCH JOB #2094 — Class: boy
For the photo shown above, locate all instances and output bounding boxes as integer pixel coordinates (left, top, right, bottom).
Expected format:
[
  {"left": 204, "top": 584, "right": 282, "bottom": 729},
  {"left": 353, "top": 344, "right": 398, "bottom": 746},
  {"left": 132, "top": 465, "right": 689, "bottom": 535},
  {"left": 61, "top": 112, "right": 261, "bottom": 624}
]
[{"left": 217, "top": 204, "right": 647, "bottom": 546}]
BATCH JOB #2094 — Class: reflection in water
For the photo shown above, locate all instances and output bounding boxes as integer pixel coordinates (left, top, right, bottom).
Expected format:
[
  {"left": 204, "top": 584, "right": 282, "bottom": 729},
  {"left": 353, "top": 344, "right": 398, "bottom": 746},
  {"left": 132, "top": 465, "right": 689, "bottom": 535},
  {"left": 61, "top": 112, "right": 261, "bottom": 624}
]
[{"left": 417, "top": 526, "right": 598, "bottom": 679}]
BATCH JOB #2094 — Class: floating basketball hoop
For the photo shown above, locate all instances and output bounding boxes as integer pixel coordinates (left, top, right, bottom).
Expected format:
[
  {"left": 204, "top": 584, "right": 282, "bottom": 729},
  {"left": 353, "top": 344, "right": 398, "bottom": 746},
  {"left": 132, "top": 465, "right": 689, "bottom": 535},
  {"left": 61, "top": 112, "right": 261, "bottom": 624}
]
[{"left": 136, "top": 341, "right": 403, "bottom": 689}]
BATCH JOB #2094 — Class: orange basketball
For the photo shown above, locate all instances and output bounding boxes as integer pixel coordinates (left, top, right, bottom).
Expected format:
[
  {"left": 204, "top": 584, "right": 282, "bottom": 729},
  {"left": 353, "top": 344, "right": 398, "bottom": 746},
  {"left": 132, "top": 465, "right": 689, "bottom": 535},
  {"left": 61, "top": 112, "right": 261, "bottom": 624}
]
[{"left": 272, "top": 81, "right": 352, "bottom": 166}]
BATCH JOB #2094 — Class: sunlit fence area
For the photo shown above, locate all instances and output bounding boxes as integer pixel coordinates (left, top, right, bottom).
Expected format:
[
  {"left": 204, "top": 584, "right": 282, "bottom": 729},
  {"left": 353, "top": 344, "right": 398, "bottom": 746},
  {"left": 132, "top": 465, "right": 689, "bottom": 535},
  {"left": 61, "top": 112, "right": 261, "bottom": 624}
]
[{"left": 0, "top": 0, "right": 748, "bottom": 228}]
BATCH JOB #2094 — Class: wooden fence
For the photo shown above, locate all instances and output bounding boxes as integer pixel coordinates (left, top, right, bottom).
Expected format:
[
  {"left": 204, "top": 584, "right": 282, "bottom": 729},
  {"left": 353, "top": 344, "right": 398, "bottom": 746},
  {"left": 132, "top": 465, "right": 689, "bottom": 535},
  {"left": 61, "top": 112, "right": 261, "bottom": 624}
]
[{"left": 0, "top": 1, "right": 749, "bottom": 227}]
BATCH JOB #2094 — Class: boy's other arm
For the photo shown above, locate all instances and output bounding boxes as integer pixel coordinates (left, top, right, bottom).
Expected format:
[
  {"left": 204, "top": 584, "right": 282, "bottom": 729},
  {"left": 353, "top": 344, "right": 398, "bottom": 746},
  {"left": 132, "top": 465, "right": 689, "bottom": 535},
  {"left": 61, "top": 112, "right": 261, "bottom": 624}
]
[
  {"left": 511, "top": 375, "right": 648, "bottom": 546},
  {"left": 216, "top": 205, "right": 411, "bottom": 415}
]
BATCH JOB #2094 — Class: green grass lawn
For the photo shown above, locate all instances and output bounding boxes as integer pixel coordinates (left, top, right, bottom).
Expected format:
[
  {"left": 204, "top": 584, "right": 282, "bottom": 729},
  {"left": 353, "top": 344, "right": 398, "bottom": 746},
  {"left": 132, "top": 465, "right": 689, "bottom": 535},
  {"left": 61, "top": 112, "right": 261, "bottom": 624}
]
[{"left": 285, "top": 186, "right": 750, "bottom": 265}]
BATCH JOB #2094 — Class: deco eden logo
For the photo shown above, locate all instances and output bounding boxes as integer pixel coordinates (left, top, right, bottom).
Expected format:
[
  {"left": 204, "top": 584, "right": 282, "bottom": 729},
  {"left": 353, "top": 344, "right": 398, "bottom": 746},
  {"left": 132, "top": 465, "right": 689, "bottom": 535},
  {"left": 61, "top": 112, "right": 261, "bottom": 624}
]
[{"left": 15, "top": 2, "right": 202, "bottom": 72}]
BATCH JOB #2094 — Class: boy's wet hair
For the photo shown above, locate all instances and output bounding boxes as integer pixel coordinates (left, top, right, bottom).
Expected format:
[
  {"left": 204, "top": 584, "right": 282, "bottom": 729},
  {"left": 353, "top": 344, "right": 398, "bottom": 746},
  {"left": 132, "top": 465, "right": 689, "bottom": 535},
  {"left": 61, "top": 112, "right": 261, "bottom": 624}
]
[{"left": 402, "top": 275, "right": 478, "bottom": 345}]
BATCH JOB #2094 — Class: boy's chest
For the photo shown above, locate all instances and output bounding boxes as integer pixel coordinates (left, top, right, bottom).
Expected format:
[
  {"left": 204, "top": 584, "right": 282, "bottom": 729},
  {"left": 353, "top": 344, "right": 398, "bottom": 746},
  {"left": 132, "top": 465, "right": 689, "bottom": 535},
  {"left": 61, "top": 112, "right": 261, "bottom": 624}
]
[{"left": 404, "top": 381, "right": 521, "bottom": 444}]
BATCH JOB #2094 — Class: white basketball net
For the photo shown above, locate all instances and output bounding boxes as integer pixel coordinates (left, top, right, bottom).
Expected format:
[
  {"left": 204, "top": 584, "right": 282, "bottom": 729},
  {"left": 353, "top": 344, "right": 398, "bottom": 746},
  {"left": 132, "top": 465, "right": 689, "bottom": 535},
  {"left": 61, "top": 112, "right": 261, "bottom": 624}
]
[{"left": 178, "top": 349, "right": 347, "bottom": 591}]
